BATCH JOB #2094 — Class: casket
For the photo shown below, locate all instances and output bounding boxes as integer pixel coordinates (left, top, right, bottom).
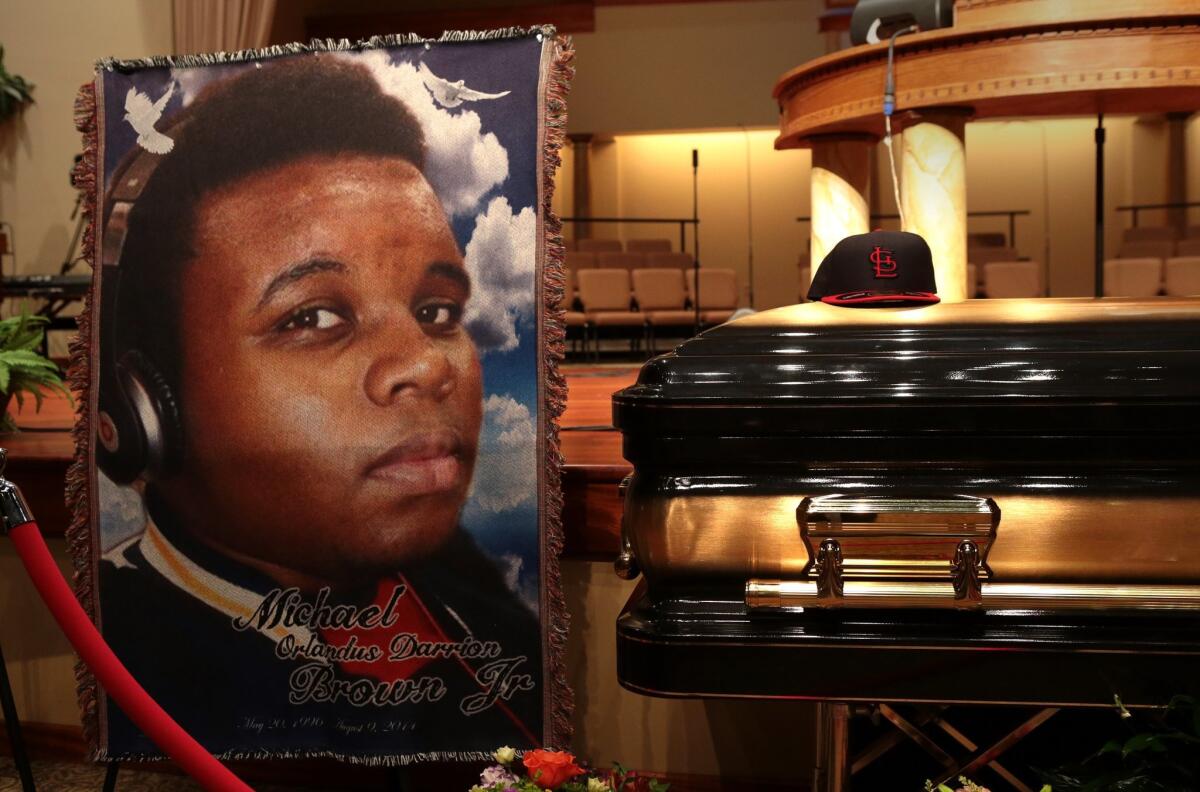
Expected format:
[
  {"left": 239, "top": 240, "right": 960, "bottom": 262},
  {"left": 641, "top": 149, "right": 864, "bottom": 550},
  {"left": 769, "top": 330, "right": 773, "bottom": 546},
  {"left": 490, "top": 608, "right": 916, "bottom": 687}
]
[{"left": 611, "top": 298, "right": 1200, "bottom": 706}]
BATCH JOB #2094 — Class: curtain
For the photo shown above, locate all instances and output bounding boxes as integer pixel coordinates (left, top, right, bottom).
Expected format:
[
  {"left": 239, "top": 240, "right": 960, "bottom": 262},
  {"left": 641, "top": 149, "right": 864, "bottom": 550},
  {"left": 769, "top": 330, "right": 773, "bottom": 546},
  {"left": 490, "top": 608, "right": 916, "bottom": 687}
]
[{"left": 173, "top": 0, "right": 277, "bottom": 55}]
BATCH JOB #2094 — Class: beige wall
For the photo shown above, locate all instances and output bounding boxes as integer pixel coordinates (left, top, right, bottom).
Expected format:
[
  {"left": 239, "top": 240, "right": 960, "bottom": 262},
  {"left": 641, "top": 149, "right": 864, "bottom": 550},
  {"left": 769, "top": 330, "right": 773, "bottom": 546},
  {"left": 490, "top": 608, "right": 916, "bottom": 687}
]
[
  {"left": 0, "top": 1, "right": 173, "bottom": 275},
  {"left": 0, "top": 0, "right": 173, "bottom": 354},
  {"left": 577, "top": 129, "right": 812, "bottom": 310},
  {"left": 569, "top": 1, "right": 825, "bottom": 135}
]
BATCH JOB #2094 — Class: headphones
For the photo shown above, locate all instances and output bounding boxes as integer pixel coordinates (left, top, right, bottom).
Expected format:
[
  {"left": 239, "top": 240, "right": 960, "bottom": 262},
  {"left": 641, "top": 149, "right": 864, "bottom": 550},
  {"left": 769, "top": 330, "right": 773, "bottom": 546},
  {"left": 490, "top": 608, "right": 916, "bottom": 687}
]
[{"left": 95, "top": 134, "right": 185, "bottom": 485}]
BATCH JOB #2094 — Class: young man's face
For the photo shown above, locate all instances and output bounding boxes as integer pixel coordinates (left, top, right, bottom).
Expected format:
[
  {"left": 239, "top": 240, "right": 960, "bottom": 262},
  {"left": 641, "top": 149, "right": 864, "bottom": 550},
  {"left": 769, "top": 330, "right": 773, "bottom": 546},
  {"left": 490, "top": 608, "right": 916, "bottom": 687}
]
[{"left": 165, "top": 154, "right": 483, "bottom": 588}]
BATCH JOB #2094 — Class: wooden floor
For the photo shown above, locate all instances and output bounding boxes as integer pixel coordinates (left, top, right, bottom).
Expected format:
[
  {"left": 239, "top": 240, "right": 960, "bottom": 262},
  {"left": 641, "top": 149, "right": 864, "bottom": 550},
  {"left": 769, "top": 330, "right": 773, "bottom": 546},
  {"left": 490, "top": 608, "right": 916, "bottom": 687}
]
[{"left": 1, "top": 364, "right": 639, "bottom": 557}]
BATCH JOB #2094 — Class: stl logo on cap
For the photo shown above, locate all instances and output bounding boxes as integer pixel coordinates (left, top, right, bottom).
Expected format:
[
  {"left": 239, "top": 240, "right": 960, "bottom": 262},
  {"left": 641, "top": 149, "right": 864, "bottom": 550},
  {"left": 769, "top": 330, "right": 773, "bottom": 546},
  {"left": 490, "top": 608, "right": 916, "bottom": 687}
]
[{"left": 870, "top": 245, "right": 897, "bottom": 279}]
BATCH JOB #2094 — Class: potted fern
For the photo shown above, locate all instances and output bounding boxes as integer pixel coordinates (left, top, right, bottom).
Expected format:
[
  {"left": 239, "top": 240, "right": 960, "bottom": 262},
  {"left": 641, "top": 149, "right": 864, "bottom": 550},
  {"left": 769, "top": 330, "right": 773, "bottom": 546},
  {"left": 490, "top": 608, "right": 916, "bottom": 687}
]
[
  {"left": 0, "top": 309, "right": 69, "bottom": 433},
  {"left": 0, "top": 45, "right": 35, "bottom": 122}
]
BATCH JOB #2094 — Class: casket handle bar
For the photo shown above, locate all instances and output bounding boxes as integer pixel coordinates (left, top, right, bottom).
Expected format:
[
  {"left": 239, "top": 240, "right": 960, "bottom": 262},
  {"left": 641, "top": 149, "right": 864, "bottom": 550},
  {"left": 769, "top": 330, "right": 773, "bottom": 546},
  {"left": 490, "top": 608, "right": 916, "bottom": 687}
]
[
  {"left": 753, "top": 494, "right": 999, "bottom": 610},
  {"left": 747, "top": 493, "right": 1200, "bottom": 611}
]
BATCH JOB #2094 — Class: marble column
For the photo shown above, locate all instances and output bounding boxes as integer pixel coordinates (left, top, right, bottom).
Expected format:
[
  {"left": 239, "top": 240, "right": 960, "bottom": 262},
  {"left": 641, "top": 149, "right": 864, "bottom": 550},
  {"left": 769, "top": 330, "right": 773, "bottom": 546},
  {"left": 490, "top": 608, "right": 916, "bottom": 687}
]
[
  {"left": 899, "top": 108, "right": 971, "bottom": 303},
  {"left": 810, "top": 135, "right": 874, "bottom": 284}
]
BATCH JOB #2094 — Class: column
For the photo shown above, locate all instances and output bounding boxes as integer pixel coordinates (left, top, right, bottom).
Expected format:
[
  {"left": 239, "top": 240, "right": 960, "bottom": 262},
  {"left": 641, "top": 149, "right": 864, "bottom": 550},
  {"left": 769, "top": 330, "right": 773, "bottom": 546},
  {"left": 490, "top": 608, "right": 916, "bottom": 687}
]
[
  {"left": 810, "top": 135, "right": 874, "bottom": 285},
  {"left": 899, "top": 108, "right": 971, "bottom": 303},
  {"left": 568, "top": 133, "right": 593, "bottom": 240},
  {"left": 1167, "top": 112, "right": 1190, "bottom": 231}
]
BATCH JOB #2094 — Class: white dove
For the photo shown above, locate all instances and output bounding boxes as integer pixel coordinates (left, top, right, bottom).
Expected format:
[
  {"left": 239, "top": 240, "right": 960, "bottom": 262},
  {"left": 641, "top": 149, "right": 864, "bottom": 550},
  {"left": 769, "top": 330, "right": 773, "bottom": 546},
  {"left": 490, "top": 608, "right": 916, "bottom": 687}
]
[
  {"left": 124, "top": 82, "right": 176, "bottom": 154},
  {"left": 418, "top": 62, "right": 510, "bottom": 108}
]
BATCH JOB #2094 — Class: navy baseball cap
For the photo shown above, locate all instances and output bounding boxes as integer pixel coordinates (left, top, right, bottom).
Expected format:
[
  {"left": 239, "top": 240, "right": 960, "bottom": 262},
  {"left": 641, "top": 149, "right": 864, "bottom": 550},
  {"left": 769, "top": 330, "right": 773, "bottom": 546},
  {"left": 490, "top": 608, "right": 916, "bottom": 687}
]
[{"left": 807, "top": 230, "right": 940, "bottom": 307}]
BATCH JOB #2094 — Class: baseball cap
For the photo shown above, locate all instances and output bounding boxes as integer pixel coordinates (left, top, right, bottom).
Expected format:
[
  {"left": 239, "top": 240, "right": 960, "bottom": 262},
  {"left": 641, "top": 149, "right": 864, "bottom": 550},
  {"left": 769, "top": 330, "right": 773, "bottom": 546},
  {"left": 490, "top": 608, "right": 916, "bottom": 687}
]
[{"left": 807, "top": 230, "right": 940, "bottom": 307}]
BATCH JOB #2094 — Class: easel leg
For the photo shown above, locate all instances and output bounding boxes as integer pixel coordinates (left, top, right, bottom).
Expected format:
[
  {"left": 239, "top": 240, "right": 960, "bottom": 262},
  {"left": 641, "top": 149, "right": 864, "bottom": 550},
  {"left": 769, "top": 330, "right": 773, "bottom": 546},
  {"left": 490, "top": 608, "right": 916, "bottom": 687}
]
[
  {"left": 102, "top": 762, "right": 119, "bottom": 792},
  {"left": 386, "top": 765, "right": 410, "bottom": 791},
  {"left": 0, "top": 642, "right": 36, "bottom": 792},
  {"left": 812, "top": 702, "right": 850, "bottom": 792}
]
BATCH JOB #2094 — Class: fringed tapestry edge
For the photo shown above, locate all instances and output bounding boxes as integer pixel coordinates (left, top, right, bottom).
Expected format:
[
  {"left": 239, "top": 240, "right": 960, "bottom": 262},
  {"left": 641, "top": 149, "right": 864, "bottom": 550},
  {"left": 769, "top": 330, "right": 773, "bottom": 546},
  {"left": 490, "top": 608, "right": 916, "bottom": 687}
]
[
  {"left": 98, "top": 26, "right": 558, "bottom": 72},
  {"left": 539, "top": 33, "right": 576, "bottom": 752},
  {"left": 66, "top": 78, "right": 102, "bottom": 758}
]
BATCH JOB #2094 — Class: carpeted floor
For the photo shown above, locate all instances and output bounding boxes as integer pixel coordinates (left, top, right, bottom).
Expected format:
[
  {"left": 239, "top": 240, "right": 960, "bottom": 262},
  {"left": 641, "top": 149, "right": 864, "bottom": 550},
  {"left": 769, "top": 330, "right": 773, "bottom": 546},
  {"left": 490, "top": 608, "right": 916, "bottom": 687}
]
[
  {"left": 0, "top": 757, "right": 305, "bottom": 791},
  {"left": 0, "top": 756, "right": 198, "bottom": 790}
]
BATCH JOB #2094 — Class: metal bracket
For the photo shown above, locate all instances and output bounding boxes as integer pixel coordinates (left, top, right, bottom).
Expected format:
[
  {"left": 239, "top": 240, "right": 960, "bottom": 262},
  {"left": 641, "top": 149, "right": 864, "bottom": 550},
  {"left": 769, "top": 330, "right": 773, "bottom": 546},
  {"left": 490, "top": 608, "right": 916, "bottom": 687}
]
[
  {"left": 952, "top": 539, "right": 984, "bottom": 602},
  {"left": 0, "top": 449, "right": 32, "bottom": 536},
  {"left": 814, "top": 538, "right": 844, "bottom": 601}
]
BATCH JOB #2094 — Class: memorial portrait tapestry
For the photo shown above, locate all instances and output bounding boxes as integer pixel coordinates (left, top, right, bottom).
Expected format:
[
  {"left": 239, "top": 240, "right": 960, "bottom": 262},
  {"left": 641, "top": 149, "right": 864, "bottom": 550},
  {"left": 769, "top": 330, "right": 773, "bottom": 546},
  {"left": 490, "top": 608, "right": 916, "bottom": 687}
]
[{"left": 67, "top": 27, "right": 574, "bottom": 763}]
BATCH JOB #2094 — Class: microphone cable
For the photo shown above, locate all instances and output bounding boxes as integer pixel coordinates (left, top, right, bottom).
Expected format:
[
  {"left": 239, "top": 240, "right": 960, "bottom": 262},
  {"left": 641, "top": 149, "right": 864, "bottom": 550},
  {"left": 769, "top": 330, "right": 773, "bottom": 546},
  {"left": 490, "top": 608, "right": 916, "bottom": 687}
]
[{"left": 883, "top": 24, "right": 919, "bottom": 231}]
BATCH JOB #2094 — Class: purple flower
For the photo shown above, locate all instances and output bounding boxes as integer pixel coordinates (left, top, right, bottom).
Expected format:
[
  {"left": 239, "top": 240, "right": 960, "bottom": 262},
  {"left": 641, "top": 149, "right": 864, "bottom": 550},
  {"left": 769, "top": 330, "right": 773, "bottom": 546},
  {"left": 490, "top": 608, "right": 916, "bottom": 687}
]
[{"left": 480, "top": 764, "right": 518, "bottom": 787}]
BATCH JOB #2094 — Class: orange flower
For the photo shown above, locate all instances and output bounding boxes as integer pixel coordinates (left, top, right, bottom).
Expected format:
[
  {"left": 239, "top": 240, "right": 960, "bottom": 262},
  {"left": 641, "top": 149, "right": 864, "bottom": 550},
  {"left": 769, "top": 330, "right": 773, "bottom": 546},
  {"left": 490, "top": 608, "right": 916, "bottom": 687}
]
[{"left": 523, "top": 749, "right": 584, "bottom": 789}]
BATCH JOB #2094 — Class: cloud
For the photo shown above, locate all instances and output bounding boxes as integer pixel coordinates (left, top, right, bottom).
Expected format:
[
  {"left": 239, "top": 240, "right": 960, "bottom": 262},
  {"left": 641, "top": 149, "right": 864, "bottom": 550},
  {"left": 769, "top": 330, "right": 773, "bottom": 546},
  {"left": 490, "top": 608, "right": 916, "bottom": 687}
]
[
  {"left": 463, "top": 196, "right": 537, "bottom": 353},
  {"left": 99, "top": 474, "right": 147, "bottom": 551},
  {"left": 171, "top": 63, "right": 243, "bottom": 107},
  {"left": 495, "top": 553, "right": 539, "bottom": 614},
  {"left": 345, "top": 50, "right": 509, "bottom": 217},
  {"left": 468, "top": 394, "right": 536, "bottom": 513}
]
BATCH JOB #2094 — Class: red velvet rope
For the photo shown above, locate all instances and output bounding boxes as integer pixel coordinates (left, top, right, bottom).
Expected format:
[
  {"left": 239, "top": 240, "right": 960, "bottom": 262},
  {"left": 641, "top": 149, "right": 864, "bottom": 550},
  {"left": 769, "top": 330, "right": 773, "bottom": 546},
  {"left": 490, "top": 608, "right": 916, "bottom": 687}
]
[{"left": 8, "top": 521, "right": 253, "bottom": 792}]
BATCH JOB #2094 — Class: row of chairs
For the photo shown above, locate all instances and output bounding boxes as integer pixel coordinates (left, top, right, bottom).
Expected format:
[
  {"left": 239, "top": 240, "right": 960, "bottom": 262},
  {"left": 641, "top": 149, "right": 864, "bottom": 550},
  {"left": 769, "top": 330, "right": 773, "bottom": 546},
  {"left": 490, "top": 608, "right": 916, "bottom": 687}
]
[
  {"left": 1114, "top": 239, "right": 1200, "bottom": 260},
  {"left": 966, "top": 261, "right": 1043, "bottom": 298},
  {"left": 963, "top": 258, "right": 1200, "bottom": 298},
  {"left": 968, "top": 246, "right": 1020, "bottom": 266},
  {"left": 1122, "top": 226, "right": 1200, "bottom": 243},
  {"left": 566, "top": 250, "right": 694, "bottom": 272},
  {"left": 564, "top": 237, "right": 675, "bottom": 254},
  {"left": 1102, "top": 256, "right": 1200, "bottom": 297},
  {"left": 560, "top": 267, "right": 739, "bottom": 356}
]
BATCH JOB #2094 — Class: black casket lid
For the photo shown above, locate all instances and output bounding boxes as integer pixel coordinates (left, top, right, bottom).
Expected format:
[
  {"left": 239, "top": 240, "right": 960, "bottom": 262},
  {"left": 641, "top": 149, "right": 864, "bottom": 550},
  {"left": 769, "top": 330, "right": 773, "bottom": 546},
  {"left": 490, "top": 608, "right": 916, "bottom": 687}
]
[{"left": 613, "top": 298, "right": 1200, "bottom": 464}]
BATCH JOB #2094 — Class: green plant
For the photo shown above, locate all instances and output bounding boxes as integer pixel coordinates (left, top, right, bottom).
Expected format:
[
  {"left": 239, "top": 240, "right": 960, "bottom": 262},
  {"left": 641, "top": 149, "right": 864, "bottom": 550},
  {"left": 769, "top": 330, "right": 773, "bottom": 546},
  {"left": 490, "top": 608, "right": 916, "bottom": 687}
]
[
  {"left": 1038, "top": 695, "right": 1200, "bottom": 791},
  {"left": 0, "top": 309, "right": 69, "bottom": 432},
  {"left": 0, "top": 45, "right": 35, "bottom": 121}
]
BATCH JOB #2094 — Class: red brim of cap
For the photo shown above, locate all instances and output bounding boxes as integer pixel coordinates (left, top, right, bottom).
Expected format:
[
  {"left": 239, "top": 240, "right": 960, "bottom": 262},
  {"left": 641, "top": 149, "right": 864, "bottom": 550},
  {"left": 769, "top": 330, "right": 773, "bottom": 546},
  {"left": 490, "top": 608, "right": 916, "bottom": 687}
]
[{"left": 821, "top": 291, "right": 941, "bottom": 307}]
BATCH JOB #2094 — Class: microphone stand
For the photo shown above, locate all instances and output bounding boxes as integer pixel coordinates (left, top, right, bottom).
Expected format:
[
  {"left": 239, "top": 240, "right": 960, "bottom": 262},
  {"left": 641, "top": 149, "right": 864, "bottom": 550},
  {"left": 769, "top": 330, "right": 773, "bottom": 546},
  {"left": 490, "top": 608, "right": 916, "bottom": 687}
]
[
  {"left": 59, "top": 192, "right": 85, "bottom": 276},
  {"left": 692, "top": 149, "right": 701, "bottom": 336}
]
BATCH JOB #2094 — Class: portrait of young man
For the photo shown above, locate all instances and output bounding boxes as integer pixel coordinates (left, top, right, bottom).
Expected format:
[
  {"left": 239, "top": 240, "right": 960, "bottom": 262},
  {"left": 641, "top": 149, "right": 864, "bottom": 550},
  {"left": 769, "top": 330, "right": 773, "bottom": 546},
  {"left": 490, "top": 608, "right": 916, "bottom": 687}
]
[{"left": 83, "top": 35, "right": 559, "bottom": 761}]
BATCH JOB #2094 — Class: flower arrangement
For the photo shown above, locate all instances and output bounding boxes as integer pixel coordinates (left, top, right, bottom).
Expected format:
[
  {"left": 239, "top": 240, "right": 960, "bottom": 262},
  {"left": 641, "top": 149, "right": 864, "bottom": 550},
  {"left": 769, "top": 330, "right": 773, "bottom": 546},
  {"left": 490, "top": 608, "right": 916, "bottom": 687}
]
[
  {"left": 470, "top": 748, "right": 669, "bottom": 792},
  {"left": 925, "top": 777, "right": 1051, "bottom": 791}
]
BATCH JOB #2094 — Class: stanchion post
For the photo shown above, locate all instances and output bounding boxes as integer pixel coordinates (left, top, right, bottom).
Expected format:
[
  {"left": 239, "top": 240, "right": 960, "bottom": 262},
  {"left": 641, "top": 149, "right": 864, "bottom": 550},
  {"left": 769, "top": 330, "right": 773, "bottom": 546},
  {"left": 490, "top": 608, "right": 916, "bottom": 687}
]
[{"left": 0, "top": 641, "right": 36, "bottom": 791}]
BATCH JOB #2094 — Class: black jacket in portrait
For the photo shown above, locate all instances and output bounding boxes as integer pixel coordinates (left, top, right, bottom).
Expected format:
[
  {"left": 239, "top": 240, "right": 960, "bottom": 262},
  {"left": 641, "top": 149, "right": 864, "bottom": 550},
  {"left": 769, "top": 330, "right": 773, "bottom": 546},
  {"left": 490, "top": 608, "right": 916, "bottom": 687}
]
[{"left": 97, "top": 515, "right": 544, "bottom": 760}]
